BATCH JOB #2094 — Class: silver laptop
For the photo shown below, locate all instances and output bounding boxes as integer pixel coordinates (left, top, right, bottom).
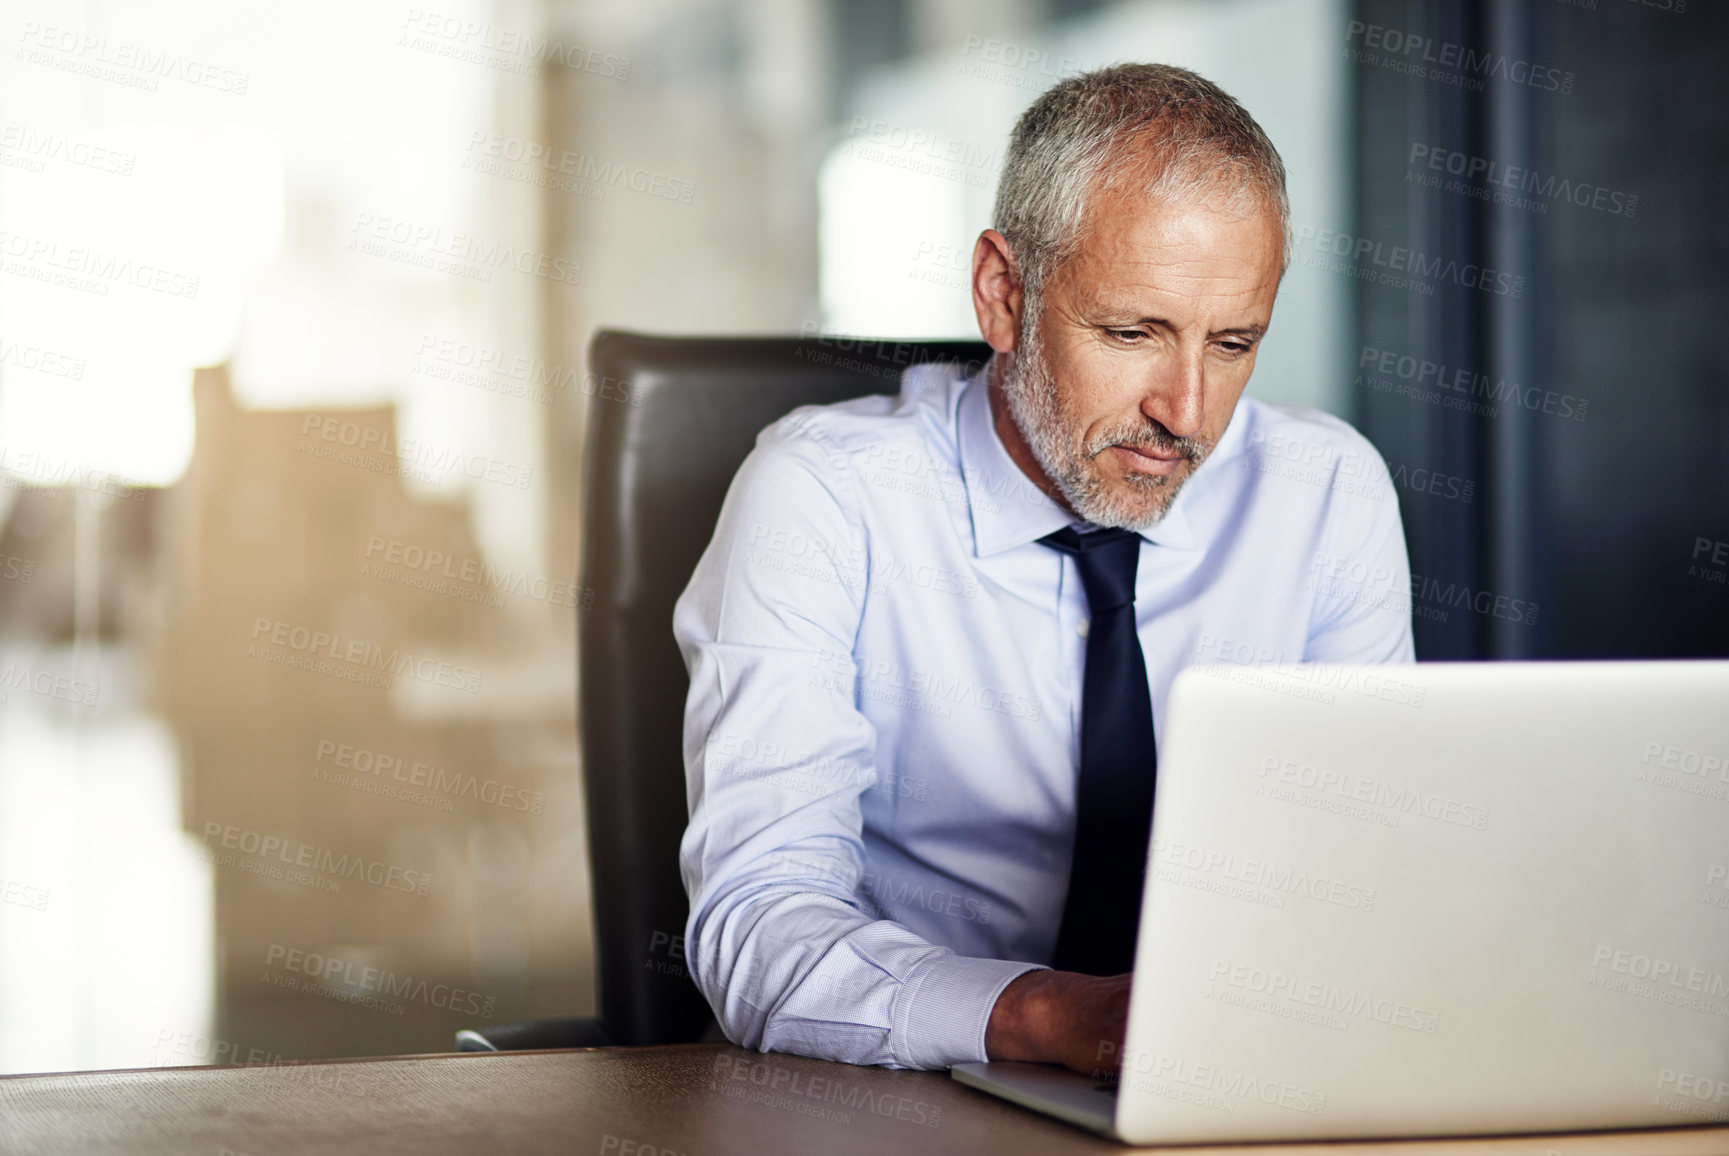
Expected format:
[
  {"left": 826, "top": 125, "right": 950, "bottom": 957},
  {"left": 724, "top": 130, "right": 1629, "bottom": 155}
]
[{"left": 953, "top": 660, "right": 1729, "bottom": 1145}]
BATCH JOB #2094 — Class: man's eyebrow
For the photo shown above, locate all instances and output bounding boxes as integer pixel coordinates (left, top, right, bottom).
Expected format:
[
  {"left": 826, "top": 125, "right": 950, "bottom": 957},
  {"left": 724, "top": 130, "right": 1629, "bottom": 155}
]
[
  {"left": 1095, "top": 314, "right": 1268, "bottom": 342},
  {"left": 1090, "top": 309, "right": 1175, "bottom": 328}
]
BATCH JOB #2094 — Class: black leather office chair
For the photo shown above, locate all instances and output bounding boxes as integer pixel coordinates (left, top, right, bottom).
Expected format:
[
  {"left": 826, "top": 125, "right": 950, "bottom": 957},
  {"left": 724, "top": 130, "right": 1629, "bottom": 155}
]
[{"left": 456, "top": 329, "right": 991, "bottom": 1052}]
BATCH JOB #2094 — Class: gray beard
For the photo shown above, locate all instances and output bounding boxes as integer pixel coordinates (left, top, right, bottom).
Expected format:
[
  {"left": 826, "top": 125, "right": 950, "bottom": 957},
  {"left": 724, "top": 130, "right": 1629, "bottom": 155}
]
[{"left": 998, "top": 299, "right": 1214, "bottom": 531}]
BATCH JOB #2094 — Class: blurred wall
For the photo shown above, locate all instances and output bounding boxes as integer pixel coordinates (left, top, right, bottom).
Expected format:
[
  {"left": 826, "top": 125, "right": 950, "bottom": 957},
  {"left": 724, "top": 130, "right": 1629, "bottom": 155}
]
[{"left": 0, "top": 0, "right": 1355, "bottom": 1071}]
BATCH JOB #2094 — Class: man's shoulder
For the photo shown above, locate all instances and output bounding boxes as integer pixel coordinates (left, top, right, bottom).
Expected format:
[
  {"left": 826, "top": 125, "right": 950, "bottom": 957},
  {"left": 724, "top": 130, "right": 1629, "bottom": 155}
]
[
  {"left": 752, "top": 361, "right": 971, "bottom": 470},
  {"left": 1231, "top": 397, "right": 1391, "bottom": 480}
]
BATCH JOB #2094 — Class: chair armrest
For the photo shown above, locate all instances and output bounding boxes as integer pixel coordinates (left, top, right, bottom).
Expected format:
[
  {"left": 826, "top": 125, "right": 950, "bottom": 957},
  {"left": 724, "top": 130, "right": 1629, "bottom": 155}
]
[{"left": 455, "top": 1016, "right": 613, "bottom": 1052}]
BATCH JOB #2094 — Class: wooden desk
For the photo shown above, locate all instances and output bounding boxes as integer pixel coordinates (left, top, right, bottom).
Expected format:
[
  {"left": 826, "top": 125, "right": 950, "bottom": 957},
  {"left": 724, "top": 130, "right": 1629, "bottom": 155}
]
[{"left": 1, "top": 1044, "right": 1725, "bottom": 1155}]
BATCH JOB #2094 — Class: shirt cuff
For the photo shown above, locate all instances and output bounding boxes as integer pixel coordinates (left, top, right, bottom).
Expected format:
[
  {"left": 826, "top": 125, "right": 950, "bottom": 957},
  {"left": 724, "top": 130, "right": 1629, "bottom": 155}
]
[{"left": 892, "top": 952, "right": 1049, "bottom": 1070}]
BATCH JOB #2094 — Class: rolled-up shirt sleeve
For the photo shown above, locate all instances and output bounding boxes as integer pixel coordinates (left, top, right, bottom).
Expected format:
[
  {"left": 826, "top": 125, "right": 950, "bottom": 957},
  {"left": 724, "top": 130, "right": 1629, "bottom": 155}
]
[{"left": 672, "top": 413, "right": 1043, "bottom": 1070}]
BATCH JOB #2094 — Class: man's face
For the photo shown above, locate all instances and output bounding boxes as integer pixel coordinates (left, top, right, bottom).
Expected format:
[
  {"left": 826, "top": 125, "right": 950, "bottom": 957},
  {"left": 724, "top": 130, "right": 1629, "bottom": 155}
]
[{"left": 997, "top": 182, "right": 1284, "bottom": 530}]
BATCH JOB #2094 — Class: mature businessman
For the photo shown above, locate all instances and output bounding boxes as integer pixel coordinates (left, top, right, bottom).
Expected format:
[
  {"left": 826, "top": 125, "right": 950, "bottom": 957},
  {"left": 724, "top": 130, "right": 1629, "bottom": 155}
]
[{"left": 673, "top": 63, "right": 1413, "bottom": 1074}]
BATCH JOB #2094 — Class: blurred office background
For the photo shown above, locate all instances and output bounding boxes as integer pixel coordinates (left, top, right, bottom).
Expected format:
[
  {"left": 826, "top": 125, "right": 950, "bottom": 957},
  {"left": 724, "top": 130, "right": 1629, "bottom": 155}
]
[{"left": 0, "top": 0, "right": 1723, "bottom": 1072}]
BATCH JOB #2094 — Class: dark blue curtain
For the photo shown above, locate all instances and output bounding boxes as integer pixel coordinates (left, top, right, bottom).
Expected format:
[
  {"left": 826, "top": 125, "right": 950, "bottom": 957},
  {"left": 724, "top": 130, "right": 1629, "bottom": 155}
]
[{"left": 1351, "top": 0, "right": 1729, "bottom": 659}]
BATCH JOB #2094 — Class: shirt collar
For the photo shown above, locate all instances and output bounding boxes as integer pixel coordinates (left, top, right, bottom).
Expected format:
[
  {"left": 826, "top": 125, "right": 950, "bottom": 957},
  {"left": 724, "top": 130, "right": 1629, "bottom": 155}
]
[{"left": 955, "top": 364, "right": 1197, "bottom": 557}]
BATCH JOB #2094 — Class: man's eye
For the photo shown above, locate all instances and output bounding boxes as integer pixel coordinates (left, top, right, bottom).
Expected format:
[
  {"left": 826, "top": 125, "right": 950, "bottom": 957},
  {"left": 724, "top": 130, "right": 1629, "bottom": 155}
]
[
  {"left": 1105, "top": 328, "right": 1142, "bottom": 342},
  {"left": 1220, "top": 341, "right": 1251, "bottom": 355}
]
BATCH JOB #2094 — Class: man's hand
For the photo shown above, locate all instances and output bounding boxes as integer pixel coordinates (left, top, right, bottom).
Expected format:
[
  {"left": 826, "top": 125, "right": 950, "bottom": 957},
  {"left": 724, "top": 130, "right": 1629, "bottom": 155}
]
[{"left": 985, "top": 969, "right": 1132, "bottom": 1076}]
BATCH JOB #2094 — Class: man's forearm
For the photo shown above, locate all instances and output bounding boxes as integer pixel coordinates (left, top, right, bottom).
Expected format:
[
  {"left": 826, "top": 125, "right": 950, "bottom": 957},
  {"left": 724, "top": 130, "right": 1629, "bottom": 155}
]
[
  {"left": 985, "top": 968, "right": 1063, "bottom": 1062},
  {"left": 986, "top": 968, "right": 1133, "bottom": 1073},
  {"left": 690, "top": 876, "right": 1050, "bottom": 1068}
]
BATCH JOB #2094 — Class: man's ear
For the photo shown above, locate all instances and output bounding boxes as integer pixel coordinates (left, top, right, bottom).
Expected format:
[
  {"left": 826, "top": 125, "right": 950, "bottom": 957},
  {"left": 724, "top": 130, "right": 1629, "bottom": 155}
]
[{"left": 971, "top": 229, "right": 1024, "bottom": 354}]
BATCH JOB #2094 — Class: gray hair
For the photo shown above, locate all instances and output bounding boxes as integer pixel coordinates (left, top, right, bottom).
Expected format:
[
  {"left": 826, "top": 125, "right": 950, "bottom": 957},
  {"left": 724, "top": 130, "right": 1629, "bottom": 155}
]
[{"left": 991, "top": 63, "right": 1291, "bottom": 301}]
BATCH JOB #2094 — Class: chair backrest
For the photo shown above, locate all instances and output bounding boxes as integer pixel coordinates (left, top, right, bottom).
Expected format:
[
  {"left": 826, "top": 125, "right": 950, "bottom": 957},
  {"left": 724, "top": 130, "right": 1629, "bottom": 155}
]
[{"left": 579, "top": 329, "right": 992, "bottom": 1045}]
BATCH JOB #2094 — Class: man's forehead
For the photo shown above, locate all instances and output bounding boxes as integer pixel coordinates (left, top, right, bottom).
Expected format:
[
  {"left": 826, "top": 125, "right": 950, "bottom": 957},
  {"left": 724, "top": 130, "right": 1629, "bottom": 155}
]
[
  {"left": 1067, "top": 272, "right": 1274, "bottom": 324},
  {"left": 1060, "top": 202, "right": 1282, "bottom": 316},
  {"left": 1073, "top": 176, "right": 1281, "bottom": 257}
]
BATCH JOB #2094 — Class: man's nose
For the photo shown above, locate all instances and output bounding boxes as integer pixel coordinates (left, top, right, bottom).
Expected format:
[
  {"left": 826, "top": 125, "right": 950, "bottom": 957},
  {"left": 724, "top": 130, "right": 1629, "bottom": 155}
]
[{"left": 1141, "top": 352, "right": 1205, "bottom": 439}]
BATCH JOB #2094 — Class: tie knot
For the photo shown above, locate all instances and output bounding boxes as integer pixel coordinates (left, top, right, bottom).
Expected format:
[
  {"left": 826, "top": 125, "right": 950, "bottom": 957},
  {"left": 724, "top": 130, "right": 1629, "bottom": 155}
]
[{"left": 1039, "top": 526, "right": 1141, "bottom": 612}]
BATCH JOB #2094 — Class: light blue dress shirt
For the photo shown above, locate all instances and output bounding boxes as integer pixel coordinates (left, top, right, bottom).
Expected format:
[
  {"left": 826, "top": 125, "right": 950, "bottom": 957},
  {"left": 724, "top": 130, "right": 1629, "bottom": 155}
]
[{"left": 672, "top": 360, "right": 1414, "bottom": 1071}]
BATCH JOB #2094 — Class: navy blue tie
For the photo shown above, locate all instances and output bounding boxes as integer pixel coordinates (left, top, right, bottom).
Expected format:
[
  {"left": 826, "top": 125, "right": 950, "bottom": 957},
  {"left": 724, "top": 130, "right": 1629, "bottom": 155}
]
[{"left": 1039, "top": 525, "right": 1158, "bottom": 976}]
